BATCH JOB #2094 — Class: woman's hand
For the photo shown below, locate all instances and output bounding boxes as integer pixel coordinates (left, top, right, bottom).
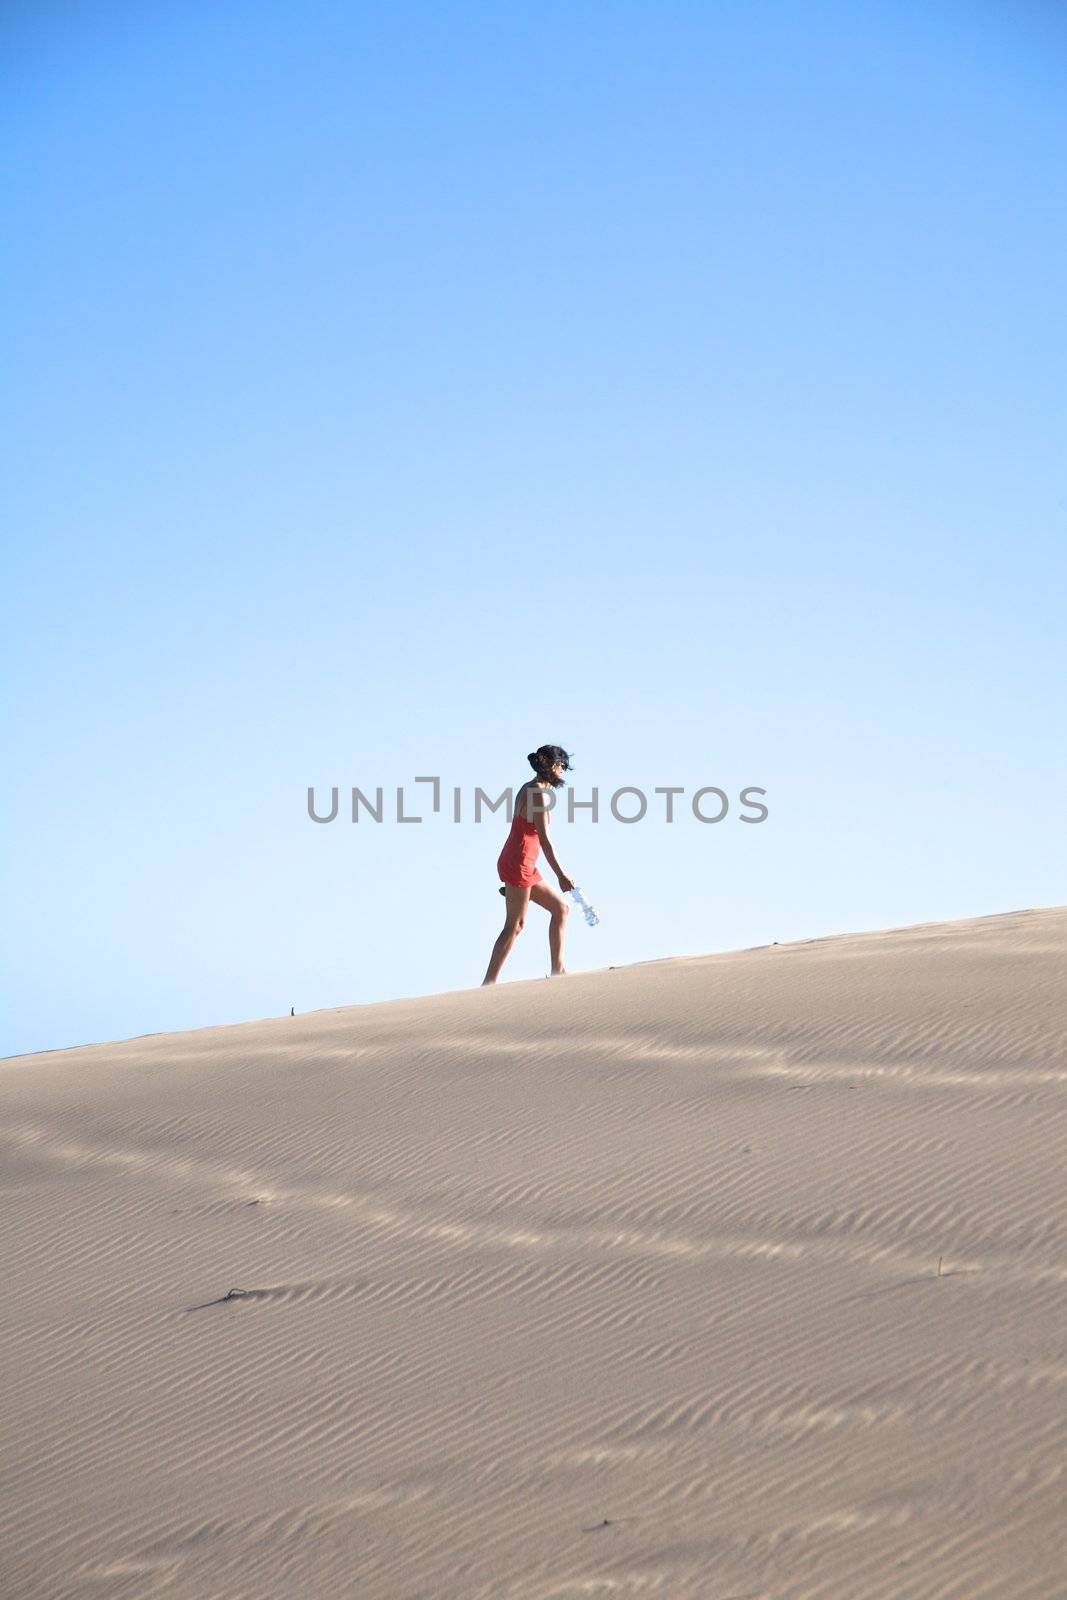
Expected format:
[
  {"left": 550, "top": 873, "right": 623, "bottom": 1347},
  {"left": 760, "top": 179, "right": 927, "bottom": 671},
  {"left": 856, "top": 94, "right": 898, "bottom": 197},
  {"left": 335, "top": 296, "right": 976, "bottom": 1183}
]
[{"left": 557, "top": 873, "right": 575, "bottom": 894}]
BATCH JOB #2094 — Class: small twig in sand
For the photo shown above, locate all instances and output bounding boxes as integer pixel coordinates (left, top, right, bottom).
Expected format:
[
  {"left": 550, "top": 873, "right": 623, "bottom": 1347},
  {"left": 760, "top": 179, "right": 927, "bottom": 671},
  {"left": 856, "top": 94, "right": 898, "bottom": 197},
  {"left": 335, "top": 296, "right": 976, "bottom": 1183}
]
[
  {"left": 937, "top": 1255, "right": 943, "bottom": 1277},
  {"left": 185, "top": 1287, "right": 254, "bottom": 1313}
]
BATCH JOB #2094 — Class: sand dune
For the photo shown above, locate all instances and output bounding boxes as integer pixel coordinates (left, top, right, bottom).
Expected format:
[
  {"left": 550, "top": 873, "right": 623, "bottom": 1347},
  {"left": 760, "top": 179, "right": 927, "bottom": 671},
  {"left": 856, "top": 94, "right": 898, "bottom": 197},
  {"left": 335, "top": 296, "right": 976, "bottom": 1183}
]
[{"left": 2, "top": 906, "right": 1065, "bottom": 1598}]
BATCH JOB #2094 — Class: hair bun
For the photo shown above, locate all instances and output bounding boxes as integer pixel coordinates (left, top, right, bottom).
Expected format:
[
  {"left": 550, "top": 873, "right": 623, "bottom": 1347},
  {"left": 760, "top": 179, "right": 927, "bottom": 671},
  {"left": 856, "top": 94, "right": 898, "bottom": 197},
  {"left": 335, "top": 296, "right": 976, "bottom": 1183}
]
[{"left": 527, "top": 751, "right": 538, "bottom": 767}]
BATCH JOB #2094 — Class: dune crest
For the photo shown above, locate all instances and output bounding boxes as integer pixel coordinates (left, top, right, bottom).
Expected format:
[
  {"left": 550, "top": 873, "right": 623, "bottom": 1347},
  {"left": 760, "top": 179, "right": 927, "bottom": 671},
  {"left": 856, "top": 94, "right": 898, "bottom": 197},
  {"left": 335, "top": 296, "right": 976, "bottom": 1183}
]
[{"left": 3, "top": 906, "right": 1066, "bottom": 1598}]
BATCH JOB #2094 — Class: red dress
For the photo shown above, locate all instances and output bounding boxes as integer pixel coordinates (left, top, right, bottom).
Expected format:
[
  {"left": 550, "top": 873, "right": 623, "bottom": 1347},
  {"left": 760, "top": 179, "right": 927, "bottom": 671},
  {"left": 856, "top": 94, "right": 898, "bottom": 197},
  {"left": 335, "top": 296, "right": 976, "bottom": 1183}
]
[{"left": 497, "top": 786, "right": 545, "bottom": 888}]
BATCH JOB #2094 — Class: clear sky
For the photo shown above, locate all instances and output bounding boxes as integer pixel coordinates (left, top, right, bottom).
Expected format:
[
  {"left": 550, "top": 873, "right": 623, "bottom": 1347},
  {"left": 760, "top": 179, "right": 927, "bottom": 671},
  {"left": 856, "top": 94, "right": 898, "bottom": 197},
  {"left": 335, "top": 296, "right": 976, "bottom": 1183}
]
[{"left": 3, "top": 1, "right": 1064, "bottom": 1059}]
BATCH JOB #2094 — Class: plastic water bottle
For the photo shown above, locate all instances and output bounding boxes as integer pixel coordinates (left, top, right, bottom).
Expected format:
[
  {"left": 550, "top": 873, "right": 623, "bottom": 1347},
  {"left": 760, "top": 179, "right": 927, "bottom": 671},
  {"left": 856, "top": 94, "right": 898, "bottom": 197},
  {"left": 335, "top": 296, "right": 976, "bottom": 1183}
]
[{"left": 569, "top": 886, "right": 600, "bottom": 927}]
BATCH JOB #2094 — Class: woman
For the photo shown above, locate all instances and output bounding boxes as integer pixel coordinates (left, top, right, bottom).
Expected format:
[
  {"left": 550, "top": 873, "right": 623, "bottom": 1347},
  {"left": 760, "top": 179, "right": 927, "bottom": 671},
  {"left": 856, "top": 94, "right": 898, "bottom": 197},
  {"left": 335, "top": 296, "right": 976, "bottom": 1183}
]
[{"left": 482, "top": 745, "right": 575, "bottom": 985}]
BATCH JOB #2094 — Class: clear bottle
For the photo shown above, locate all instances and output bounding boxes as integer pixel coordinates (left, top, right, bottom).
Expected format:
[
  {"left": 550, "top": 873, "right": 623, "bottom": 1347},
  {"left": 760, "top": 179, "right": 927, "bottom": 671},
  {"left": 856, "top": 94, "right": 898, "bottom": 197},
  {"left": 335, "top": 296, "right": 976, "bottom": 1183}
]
[{"left": 569, "top": 886, "right": 600, "bottom": 926}]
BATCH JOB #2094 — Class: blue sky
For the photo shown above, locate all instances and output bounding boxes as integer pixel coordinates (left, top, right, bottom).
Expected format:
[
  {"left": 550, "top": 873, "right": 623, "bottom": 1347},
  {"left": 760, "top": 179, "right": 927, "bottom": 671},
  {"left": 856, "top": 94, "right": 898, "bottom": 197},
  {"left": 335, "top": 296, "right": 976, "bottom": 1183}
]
[{"left": 3, "top": 1, "right": 1064, "bottom": 1058}]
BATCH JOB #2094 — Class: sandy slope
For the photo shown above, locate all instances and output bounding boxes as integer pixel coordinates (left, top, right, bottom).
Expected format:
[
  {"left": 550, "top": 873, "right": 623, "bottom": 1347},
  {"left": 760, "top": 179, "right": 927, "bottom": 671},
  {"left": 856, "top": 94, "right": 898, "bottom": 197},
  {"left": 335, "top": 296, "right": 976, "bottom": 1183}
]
[{"left": 2, "top": 906, "right": 1065, "bottom": 1600}]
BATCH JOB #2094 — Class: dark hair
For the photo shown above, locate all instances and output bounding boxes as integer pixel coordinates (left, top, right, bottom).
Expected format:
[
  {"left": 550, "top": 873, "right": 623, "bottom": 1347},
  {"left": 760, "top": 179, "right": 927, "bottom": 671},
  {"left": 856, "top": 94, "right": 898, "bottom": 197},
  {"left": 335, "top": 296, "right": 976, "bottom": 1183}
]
[{"left": 527, "top": 744, "right": 572, "bottom": 788}]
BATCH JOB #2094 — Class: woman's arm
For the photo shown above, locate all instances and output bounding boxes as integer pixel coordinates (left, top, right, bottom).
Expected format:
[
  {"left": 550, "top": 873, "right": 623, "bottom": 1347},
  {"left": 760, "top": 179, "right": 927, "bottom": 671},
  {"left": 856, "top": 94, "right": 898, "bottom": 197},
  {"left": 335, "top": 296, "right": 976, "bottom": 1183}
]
[{"left": 534, "top": 800, "right": 574, "bottom": 892}]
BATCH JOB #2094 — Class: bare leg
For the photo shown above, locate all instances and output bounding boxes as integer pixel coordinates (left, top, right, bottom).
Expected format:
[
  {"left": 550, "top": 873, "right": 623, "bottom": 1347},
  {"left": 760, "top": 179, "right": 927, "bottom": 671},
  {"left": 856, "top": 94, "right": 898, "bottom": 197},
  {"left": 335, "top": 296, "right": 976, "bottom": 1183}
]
[
  {"left": 530, "top": 881, "right": 570, "bottom": 976},
  {"left": 483, "top": 885, "right": 531, "bottom": 984}
]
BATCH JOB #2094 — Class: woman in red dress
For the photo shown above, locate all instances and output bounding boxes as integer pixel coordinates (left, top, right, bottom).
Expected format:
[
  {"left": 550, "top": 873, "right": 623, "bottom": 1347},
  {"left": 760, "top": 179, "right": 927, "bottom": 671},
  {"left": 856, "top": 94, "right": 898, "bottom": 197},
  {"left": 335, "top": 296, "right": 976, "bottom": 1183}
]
[{"left": 482, "top": 745, "right": 575, "bottom": 985}]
